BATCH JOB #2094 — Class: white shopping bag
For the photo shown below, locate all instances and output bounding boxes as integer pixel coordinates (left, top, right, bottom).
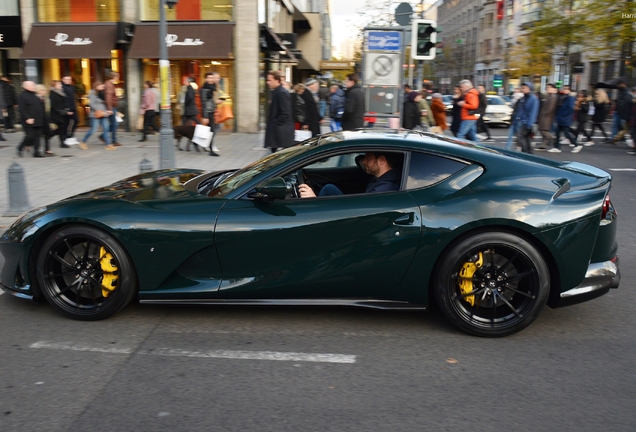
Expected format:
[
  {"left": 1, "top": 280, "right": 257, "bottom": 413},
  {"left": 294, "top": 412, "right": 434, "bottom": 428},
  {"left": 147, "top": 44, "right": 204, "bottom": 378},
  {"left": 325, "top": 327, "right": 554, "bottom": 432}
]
[
  {"left": 192, "top": 124, "right": 213, "bottom": 150},
  {"left": 294, "top": 129, "right": 312, "bottom": 142}
]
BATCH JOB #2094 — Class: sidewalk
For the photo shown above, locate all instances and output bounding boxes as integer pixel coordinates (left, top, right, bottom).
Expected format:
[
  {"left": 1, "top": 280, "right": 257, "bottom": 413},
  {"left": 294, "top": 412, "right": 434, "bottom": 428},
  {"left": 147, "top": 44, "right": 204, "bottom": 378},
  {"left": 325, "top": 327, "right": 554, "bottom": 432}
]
[{"left": 0, "top": 129, "right": 269, "bottom": 228}]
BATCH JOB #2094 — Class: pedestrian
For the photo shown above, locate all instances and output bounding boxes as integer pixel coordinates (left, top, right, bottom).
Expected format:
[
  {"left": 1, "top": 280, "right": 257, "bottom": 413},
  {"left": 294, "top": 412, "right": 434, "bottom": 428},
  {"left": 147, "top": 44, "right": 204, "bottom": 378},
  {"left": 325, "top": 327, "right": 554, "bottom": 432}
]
[
  {"left": 612, "top": 79, "right": 632, "bottom": 144},
  {"left": 328, "top": 84, "right": 345, "bottom": 131},
  {"left": 264, "top": 70, "right": 294, "bottom": 153},
  {"left": 104, "top": 72, "right": 122, "bottom": 147},
  {"left": 80, "top": 82, "right": 115, "bottom": 151},
  {"left": 35, "top": 84, "right": 53, "bottom": 155},
  {"left": 49, "top": 80, "right": 68, "bottom": 148},
  {"left": 318, "top": 81, "right": 329, "bottom": 118},
  {"left": 139, "top": 81, "right": 160, "bottom": 142},
  {"left": 402, "top": 92, "right": 422, "bottom": 130},
  {"left": 0, "top": 76, "right": 17, "bottom": 132},
  {"left": 342, "top": 73, "right": 364, "bottom": 131},
  {"left": 430, "top": 93, "right": 448, "bottom": 133},
  {"left": 300, "top": 78, "right": 323, "bottom": 137},
  {"left": 574, "top": 90, "right": 593, "bottom": 144},
  {"left": 450, "top": 85, "right": 463, "bottom": 137},
  {"left": 17, "top": 81, "right": 45, "bottom": 157},
  {"left": 419, "top": 89, "right": 435, "bottom": 129},
  {"left": 292, "top": 83, "right": 307, "bottom": 130},
  {"left": 505, "top": 88, "right": 524, "bottom": 150},
  {"left": 456, "top": 79, "right": 480, "bottom": 141},
  {"left": 476, "top": 85, "right": 494, "bottom": 141},
  {"left": 61, "top": 75, "right": 78, "bottom": 146},
  {"left": 550, "top": 85, "right": 577, "bottom": 153},
  {"left": 536, "top": 83, "right": 558, "bottom": 151},
  {"left": 515, "top": 82, "right": 539, "bottom": 154},
  {"left": 0, "top": 82, "right": 6, "bottom": 141},
  {"left": 200, "top": 72, "right": 221, "bottom": 156},
  {"left": 591, "top": 88, "right": 610, "bottom": 143},
  {"left": 182, "top": 76, "right": 200, "bottom": 126}
]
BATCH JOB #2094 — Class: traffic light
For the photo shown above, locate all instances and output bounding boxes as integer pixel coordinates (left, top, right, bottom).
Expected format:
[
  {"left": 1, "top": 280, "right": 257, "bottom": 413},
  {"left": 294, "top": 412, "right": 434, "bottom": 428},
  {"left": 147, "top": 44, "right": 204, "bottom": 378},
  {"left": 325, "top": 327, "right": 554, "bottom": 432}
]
[{"left": 411, "top": 19, "right": 437, "bottom": 60}]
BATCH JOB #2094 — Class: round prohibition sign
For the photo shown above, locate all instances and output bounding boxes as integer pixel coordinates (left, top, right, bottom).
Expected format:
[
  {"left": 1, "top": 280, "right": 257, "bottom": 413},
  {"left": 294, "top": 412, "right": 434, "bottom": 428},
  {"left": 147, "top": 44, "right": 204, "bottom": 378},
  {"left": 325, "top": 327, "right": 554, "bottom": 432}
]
[{"left": 372, "top": 55, "right": 394, "bottom": 77}]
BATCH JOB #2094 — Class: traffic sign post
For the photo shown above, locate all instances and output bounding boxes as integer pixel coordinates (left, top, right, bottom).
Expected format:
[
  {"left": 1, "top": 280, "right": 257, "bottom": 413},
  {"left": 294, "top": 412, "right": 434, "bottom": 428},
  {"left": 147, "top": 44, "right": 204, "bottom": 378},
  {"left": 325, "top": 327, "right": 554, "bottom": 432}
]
[{"left": 493, "top": 74, "right": 503, "bottom": 88}]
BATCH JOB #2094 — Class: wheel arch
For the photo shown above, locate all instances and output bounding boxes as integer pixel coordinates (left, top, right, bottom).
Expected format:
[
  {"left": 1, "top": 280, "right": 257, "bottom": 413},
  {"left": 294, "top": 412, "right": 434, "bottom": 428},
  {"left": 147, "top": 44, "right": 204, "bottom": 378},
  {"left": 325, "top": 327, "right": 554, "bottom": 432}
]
[{"left": 427, "top": 224, "right": 561, "bottom": 307}]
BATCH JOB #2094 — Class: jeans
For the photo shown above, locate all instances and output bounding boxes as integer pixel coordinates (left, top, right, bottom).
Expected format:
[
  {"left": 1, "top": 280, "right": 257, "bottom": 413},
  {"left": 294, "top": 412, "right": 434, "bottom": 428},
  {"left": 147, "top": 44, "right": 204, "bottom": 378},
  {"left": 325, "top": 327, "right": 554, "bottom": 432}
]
[
  {"left": 612, "top": 112, "right": 621, "bottom": 138},
  {"left": 82, "top": 116, "right": 111, "bottom": 144},
  {"left": 319, "top": 184, "right": 344, "bottom": 196},
  {"left": 108, "top": 108, "right": 118, "bottom": 144},
  {"left": 517, "top": 124, "right": 533, "bottom": 154},
  {"left": 319, "top": 100, "right": 327, "bottom": 118},
  {"left": 505, "top": 120, "right": 518, "bottom": 150},
  {"left": 457, "top": 119, "right": 477, "bottom": 141},
  {"left": 330, "top": 119, "right": 342, "bottom": 131},
  {"left": 555, "top": 125, "right": 576, "bottom": 149}
]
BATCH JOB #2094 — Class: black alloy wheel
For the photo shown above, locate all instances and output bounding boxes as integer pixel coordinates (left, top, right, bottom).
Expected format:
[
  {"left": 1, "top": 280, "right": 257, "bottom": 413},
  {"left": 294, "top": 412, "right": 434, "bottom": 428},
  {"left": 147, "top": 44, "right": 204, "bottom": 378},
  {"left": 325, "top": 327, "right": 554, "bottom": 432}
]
[
  {"left": 435, "top": 232, "right": 550, "bottom": 337},
  {"left": 37, "top": 225, "right": 137, "bottom": 320}
]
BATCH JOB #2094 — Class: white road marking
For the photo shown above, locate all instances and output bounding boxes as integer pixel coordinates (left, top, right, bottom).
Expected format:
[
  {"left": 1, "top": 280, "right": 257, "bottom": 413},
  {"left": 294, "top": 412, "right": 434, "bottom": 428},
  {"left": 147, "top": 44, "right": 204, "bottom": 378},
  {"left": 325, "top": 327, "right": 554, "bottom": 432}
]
[
  {"left": 609, "top": 168, "right": 636, "bottom": 171},
  {"left": 30, "top": 341, "right": 356, "bottom": 364}
]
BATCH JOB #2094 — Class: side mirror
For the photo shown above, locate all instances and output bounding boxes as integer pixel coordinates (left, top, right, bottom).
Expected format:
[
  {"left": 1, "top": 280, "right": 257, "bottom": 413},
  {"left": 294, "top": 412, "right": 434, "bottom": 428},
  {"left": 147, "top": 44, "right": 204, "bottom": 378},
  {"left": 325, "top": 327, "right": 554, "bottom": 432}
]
[{"left": 250, "top": 177, "right": 288, "bottom": 201}]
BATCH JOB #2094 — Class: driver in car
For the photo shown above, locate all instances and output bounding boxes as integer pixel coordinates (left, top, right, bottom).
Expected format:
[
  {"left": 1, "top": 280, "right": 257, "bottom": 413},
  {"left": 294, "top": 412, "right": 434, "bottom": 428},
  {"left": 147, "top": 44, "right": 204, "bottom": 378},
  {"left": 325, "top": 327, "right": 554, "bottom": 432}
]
[{"left": 299, "top": 152, "right": 401, "bottom": 197}]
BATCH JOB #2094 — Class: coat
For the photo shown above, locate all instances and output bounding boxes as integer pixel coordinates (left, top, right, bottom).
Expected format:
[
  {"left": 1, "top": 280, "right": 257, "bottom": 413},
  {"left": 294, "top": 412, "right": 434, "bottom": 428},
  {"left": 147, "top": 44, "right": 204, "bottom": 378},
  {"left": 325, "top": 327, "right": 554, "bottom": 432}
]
[
  {"left": 49, "top": 88, "right": 67, "bottom": 124},
  {"left": 418, "top": 98, "right": 435, "bottom": 127},
  {"left": 402, "top": 100, "right": 421, "bottom": 130},
  {"left": 88, "top": 90, "right": 108, "bottom": 118},
  {"left": 329, "top": 88, "right": 345, "bottom": 120},
  {"left": 62, "top": 83, "right": 76, "bottom": 112},
  {"left": 555, "top": 94, "right": 575, "bottom": 127},
  {"left": 538, "top": 93, "right": 557, "bottom": 130},
  {"left": 430, "top": 98, "right": 448, "bottom": 130},
  {"left": 18, "top": 89, "right": 45, "bottom": 128},
  {"left": 264, "top": 84, "right": 295, "bottom": 149},
  {"left": 516, "top": 93, "right": 539, "bottom": 128},
  {"left": 292, "top": 92, "right": 306, "bottom": 123},
  {"left": 300, "top": 89, "right": 321, "bottom": 136},
  {"left": 342, "top": 84, "right": 365, "bottom": 131},
  {"left": 576, "top": 99, "right": 590, "bottom": 124},
  {"left": 460, "top": 88, "right": 479, "bottom": 120},
  {"left": 616, "top": 86, "right": 632, "bottom": 121},
  {"left": 592, "top": 100, "right": 608, "bottom": 123},
  {"left": 184, "top": 84, "right": 199, "bottom": 116},
  {"left": 450, "top": 95, "right": 463, "bottom": 135}
]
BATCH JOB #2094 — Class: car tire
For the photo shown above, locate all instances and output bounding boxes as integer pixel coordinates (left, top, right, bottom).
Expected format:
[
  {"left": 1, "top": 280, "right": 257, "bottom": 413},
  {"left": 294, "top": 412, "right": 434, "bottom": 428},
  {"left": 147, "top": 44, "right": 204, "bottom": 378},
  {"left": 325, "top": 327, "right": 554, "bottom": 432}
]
[
  {"left": 434, "top": 232, "right": 549, "bottom": 337},
  {"left": 37, "top": 225, "right": 138, "bottom": 320}
]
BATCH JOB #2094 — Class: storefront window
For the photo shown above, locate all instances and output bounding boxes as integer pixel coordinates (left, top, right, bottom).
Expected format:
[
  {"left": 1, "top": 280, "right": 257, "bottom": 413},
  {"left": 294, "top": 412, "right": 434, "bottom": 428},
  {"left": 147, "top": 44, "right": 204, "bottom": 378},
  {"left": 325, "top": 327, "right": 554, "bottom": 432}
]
[
  {"left": 37, "top": 0, "right": 119, "bottom": 22},
  {"left": 141, "top": 0, "right": 233, "bottom": 21}
]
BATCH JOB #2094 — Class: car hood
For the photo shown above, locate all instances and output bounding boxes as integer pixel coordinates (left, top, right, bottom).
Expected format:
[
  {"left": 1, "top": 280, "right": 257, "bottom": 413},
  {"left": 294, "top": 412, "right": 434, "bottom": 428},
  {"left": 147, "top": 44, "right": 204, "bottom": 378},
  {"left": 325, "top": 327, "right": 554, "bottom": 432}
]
[
  {"left": 61, "top": 168, "right": 207, "bottom": 203},
  {"left": 485, "top": 106, "right": 513, "bottom": 114}
]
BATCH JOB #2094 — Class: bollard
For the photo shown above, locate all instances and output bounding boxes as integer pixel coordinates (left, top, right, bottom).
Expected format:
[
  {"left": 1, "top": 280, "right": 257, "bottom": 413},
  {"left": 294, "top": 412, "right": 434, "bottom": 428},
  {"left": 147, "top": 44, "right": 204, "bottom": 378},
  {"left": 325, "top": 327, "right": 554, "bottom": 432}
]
[
  {"left": 5, "top": 162, "right": 31, "bottom": 217},
  {"left": 139, "top": 157, "right": 153, "bottom": 174}
]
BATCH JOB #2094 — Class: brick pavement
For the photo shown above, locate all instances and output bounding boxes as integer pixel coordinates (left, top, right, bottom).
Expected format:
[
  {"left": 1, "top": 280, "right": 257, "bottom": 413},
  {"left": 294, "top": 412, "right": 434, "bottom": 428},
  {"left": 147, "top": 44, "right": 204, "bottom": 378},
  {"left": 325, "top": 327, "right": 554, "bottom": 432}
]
[{"left": 0, "top": 129, "right": 269, "bottom": 228}]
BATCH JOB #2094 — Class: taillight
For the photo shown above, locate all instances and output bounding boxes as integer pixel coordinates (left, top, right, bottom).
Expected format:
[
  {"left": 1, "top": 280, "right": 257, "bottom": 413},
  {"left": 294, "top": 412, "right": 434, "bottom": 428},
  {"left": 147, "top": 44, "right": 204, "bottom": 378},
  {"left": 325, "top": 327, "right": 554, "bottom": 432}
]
[{"left": 602, "top": 195, "right": 612, "bottom": 219}]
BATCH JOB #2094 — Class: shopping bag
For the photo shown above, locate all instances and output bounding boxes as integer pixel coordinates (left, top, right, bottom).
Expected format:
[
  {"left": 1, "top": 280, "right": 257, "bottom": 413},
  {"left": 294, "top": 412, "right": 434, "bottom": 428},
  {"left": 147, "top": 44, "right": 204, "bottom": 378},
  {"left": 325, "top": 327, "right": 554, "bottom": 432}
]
[
  {"left": 136, "top": 116, "right": 144, "bottom": 130},
  {"left": 388, "top": 117, "right": 400, "bottom": 129},
  {"left": 294, "top": 129, "right": 312, "bottom": 142},
  {"left": 192, "top": 124, "right": 213, "bottom": 150},
  {"left": 430, "top": 126, "right": 443, "bottom": 134}
]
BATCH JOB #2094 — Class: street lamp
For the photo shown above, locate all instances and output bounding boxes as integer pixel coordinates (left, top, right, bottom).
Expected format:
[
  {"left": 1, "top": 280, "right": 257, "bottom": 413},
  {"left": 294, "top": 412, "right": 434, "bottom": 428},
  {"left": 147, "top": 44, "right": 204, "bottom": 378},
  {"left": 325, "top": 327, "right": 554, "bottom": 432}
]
[{"left": 159, "top": 0, "right": 179, "bottom": 169}]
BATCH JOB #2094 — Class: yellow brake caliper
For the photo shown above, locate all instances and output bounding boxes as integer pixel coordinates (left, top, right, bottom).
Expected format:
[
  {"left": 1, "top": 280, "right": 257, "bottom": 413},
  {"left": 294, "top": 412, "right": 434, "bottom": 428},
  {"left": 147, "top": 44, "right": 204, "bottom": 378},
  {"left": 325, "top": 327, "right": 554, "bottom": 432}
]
[
  {"left": 458, "top": 252, "right": 484, "bottom": 306},
  {"left": 99, "top": 246, "right": 118, "bottom": 297}
]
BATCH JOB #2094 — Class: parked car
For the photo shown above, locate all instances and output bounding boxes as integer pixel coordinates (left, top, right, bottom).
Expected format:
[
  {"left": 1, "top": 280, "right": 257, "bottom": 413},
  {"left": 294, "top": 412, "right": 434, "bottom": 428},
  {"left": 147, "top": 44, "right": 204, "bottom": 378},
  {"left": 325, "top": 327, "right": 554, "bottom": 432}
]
[
  {"left": 0, "top": 130, "right": 619, "bottom": 337},
  {"left": 442, "top": 95, "right": 454, "bottom": 113},
  {"left": 483, "top": 95, "right": 514, "bottom": 126}
]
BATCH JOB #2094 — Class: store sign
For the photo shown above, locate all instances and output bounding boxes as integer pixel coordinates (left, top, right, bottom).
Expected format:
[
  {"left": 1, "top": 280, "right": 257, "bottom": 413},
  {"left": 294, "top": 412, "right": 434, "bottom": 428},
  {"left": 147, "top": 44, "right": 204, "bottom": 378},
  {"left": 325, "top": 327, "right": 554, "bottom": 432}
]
[
  {"left": 165, "top": 34, "right": 204, "bottom": 48},
  {"left": 0, "top": 16, "right": 23, "bottom": 48},
  {"left": 50, "top": 33, "right": 93, "bottom": 46}
]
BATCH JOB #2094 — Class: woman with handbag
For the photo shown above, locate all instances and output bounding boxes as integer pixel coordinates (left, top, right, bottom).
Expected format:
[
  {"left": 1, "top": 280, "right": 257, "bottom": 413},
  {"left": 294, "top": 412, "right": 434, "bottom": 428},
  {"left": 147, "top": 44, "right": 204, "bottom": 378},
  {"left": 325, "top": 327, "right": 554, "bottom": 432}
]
[{"left": 80, "top": 82, "right": 115, "bottom": 150}]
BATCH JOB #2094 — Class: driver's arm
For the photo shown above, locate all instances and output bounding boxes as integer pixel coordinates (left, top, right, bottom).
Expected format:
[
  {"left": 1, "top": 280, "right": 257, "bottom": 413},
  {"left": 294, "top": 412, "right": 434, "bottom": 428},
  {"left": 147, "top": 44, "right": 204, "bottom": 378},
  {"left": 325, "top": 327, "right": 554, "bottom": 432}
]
[{"left": 299, "top": 184, "right": 316, "bottom": 198}]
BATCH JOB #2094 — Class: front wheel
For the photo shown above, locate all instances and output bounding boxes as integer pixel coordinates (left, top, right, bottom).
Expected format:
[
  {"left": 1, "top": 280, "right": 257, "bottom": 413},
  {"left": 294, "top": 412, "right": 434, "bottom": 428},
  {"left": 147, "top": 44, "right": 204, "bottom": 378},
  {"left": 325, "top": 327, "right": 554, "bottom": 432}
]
[
  {"left": 37, "top": 225, "right": 138, "bottom": 320},
  {"left": 435, "top": 232, "right": 550, "bottom": 337}
]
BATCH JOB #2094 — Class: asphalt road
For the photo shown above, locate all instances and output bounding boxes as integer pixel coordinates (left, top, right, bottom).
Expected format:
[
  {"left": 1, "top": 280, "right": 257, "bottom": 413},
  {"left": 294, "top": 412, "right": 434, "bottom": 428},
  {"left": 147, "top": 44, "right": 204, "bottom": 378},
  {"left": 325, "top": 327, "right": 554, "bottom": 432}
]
[{"left": 1, "top": 128, "right": 635, "bottom": 431}]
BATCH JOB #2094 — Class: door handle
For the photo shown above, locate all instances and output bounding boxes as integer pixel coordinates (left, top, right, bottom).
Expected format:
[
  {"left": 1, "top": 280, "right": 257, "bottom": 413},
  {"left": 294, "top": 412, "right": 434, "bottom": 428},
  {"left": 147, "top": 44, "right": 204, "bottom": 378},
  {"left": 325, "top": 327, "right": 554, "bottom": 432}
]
[{"left": 393, "top": 212, "right": 415, "bottom": 226}]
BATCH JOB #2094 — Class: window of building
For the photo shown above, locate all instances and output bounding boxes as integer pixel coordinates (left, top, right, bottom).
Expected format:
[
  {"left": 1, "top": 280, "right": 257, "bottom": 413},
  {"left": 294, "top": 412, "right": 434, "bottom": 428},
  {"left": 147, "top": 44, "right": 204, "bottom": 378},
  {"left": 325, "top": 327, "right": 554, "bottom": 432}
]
[
  {"left": 486, "top": 13, "right": 494, "bottom": 29},
  {"left": 141, "top": 0, "right": 233, "bottom": 21},
  {"left": 37, "top": 0, "right": 119, "bottom": 22},
  {"left": 590, "top": 62, "right": 600, "bottom": 86},
  {"left": 605, "top": 60, "right": 616, "bottom": 81}
]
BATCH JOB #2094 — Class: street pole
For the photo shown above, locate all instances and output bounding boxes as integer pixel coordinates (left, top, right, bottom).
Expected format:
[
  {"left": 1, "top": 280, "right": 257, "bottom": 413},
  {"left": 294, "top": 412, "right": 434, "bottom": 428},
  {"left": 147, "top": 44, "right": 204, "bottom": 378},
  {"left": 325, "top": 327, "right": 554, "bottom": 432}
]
[{"left": 159, "top": 0, "right": 175, "bottom": 169}]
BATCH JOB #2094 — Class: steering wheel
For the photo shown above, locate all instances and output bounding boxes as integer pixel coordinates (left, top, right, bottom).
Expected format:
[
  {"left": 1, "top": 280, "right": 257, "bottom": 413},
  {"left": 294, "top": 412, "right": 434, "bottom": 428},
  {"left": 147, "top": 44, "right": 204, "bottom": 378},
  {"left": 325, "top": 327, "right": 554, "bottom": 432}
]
[{"left": 292, "top": 168, "right": 305, "bottom": 198}]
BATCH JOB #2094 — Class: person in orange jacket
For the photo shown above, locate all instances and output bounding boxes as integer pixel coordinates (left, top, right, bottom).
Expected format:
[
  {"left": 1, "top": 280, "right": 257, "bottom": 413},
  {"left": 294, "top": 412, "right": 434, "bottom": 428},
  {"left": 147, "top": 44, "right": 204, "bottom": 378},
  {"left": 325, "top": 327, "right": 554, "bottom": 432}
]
[{"left": 456, "top": 79, "right": 480, "bottom": 141}]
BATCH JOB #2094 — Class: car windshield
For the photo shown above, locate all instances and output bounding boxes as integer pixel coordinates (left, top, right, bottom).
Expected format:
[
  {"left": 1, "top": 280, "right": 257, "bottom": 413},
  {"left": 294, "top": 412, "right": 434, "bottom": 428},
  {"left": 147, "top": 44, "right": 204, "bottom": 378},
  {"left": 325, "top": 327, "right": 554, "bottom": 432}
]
[
  {"left": 206, "top": 145, "right": 313, "bottom": 197},
  {"left": 487, "top": 97, "right": 505, "bottom": 105}
]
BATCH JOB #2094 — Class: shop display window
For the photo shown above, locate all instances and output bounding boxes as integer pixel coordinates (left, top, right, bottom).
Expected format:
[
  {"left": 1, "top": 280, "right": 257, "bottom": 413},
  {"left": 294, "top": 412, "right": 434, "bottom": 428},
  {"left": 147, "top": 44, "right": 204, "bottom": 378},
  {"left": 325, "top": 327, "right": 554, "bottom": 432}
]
[
  {"left": 37, "top": 0, "right": 120, "bottom": 22},
  {"left": 141, "top": 0, "right": 233, "bottom": 21}
]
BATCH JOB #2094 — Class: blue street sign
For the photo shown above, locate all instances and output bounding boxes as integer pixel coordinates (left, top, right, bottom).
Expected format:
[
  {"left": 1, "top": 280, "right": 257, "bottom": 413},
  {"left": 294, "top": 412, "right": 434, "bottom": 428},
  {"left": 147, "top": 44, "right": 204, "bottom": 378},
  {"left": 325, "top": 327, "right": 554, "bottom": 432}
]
[{"left": 367, "top": 31, "right": 402, "bottom": 51}]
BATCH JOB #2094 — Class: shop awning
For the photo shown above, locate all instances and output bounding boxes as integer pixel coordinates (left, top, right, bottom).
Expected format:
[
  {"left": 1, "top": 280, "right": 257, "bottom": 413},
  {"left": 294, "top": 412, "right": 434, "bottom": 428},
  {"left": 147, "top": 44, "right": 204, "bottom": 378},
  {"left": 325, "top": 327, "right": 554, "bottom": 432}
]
[
  {"left": 21, "top": 23, "right": 119, "bottom": 59},
  {"left": 260, "top": 25, "right": 297, "bottom": 64},
  {"left": 128, "top": 22, "right": 234, "bottom": 59}
]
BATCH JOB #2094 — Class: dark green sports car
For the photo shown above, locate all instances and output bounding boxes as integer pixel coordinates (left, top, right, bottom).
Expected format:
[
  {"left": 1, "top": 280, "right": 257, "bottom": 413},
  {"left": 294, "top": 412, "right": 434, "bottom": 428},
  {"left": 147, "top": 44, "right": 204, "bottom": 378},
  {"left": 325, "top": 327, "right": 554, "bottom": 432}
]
[{"left": 0, "top": 131, "right": 620, "bottom": 336}]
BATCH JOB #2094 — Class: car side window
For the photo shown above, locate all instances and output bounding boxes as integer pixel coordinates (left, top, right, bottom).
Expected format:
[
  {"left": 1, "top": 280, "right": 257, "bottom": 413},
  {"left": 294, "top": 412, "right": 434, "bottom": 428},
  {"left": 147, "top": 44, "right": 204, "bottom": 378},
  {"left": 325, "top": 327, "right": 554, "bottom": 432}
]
[{"left": 406, "top": 152, "right": 467, "bottom": 190}]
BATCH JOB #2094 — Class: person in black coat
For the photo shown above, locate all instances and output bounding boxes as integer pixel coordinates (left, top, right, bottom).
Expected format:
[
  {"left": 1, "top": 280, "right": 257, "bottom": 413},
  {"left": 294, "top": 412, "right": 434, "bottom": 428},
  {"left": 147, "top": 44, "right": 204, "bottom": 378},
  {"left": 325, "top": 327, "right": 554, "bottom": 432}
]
[
  {"left": 450, "top": 85, "right": 463, "bottom": 137},
  {"left": 0, "top": 84, "right": 6, "bottom": 141},
  {"left": 1, "top": 76, "right": 17, "bottom": 131},
  {"left": 264, "top": 71, "right": 295, "bottom": 153},
  {"left": 182, "top": 77, "right": 200, "bottom": 126},
  {"left": 300, "top": 78, "right": 322, "bottom": 137},
  {"left": 342, "top": 73, "right": 365, "bottom": 131},
  {"left": 17, "top": 81, "right": 45, "bottom": 157},
  {"left": 402, "top": 92, "right": 422, "bottom": 130},
  {"left": 49, "top": 80, "right": 68, "bottom": 147},
  {"left": 591, "top": 88, "right": 610, "bottom": 143}
]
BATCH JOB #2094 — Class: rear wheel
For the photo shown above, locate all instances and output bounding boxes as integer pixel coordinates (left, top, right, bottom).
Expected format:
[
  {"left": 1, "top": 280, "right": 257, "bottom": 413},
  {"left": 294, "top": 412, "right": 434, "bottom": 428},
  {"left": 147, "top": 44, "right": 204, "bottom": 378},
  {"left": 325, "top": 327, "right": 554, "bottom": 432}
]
[
  {"left": 37, "top": 225, "right": 137, "bottom": 320},
  {"left": 435, "top": 232, "right": 549, "bottom": 337}
]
